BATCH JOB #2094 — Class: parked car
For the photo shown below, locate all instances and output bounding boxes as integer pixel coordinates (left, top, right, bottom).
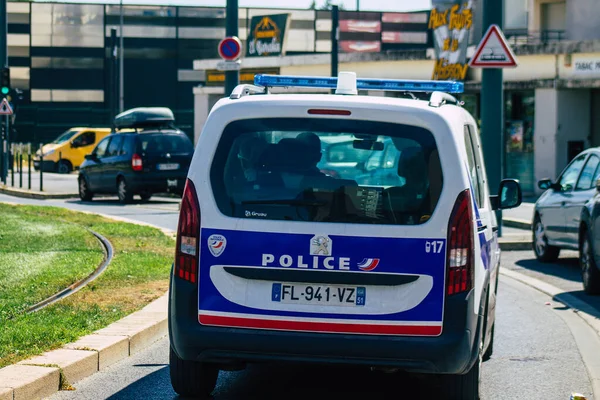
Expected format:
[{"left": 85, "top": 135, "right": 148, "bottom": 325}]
[
  {"left": 77, "top": 107, "right": 194, "bottom": 204},
  {"left": 577, "top": 178, "right": 600, "bottom": 295},
  {"left": 533, "top": 148, "right": 600, "bottom": 265},
  {"left": 34, "top": 127, "right": 112, "bottom": 173}
]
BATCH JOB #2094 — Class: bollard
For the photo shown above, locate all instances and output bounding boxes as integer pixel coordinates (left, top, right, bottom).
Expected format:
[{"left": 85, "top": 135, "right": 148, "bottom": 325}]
[
  {"left": 19, "top": 153, "right": 22, "bottom": 188},
  {"left": 28, "top": 153, "right": 31, "bottom": 190},
  {"left": 39, "top": 143, "right": 43, "bottom": 192},
  {"left": 10, "top": 150, "right": 14, "bottom": 187}
]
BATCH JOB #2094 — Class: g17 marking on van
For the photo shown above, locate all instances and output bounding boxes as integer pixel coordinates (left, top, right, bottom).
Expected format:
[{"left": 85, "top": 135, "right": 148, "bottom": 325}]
[
  {"left": 310, "top": 235, "right": 332, "bottom": 256},
  {"left": 207, "top": 234, "right": 227, "bottom": 257},
  {"left": 425, "top": 241, "right": 445, "bottom": 254},
  {"left": 357, "top": 258, "right": 380, "bottom": 271}
]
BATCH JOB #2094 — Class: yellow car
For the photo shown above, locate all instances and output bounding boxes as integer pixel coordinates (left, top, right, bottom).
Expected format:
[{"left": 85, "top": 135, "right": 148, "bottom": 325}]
[{"left": 34, "top": 127, "right": 112, "bottom": 173}]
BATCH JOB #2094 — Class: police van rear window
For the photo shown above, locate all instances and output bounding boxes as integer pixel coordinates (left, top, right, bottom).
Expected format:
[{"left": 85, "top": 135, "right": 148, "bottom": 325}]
[{"left": 210, "top": 118, "right": 443, "bottom": 225}]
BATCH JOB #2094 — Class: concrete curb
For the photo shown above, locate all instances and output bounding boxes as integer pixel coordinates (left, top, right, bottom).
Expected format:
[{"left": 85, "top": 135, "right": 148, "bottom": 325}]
[
  {"left": 499, "top": 239, "right": 532, "bottom": 251},
  {"left": 0, "top": 204, "right": 174, "bottom": 400},
  {"left": 503, "top": 217, "right": 532, "bottom": 231},
  {"left": 500, "top": 268, "right": 600, "bottom": 398},
  {"left": 0, "top": 185, "right": 77, "bottom": 200},
  {"left": 0, "top": 294, "right": 169, "bottom": 400}
]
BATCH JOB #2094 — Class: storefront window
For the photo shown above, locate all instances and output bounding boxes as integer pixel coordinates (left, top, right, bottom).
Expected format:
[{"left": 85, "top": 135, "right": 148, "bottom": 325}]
[{"left": 505, "top": 91, "right": 535, "bottom": 194}]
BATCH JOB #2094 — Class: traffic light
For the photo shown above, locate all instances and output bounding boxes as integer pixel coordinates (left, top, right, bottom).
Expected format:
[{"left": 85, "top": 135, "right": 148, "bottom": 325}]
[{"left": 1, "top": 67, "right": 10, "bottom": 95}]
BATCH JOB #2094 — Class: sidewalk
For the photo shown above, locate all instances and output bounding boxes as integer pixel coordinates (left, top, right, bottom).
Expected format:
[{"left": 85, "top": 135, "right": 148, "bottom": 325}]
[{"left": 0, "top": 170, "right": 79, "bottom": 199}]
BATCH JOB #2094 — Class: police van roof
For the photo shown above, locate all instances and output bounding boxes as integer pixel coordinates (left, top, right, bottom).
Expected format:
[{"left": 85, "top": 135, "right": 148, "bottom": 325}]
[{"left": 114, "top": 107, "right": 175, "bottom": 130}]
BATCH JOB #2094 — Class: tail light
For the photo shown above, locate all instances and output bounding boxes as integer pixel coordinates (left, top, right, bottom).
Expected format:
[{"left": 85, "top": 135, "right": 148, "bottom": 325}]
[
  {"left": 446, "top": 189, "right": 474, "bottom": 295},
  {"left": 132, "top": 154, "right": 143, "bottom": 171},
  {"left": 175, "top": 179, "right": 200, "bottom": 283}
]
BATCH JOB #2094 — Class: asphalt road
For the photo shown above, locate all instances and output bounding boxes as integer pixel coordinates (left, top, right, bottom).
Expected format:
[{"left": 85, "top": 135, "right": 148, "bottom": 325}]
[
  {"left": 48, "top": 277, "right": 595, "bottom": 400},
  {"left": 1, "top": 195, "right": 597, "bottom": 399}
]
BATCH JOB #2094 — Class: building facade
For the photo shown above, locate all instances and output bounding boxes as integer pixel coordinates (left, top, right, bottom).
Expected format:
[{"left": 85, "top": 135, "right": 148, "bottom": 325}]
[
  {"left": 193, "top": 0, "right": 600, "bottom": 196},
  {"left": 5, "top": 1, "right": 432, "bottom": 146}
]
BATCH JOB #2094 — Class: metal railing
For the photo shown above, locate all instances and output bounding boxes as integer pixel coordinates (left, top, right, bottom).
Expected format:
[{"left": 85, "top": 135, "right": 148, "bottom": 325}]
[
  {"left": 7, "top": 142, "right": 41, "bottom": 191},
  {"left": 504, "top": 29, "right": 567, "bottom": 46}
]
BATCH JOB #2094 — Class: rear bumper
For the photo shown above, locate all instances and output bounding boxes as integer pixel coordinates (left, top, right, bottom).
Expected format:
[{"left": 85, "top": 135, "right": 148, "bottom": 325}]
[
  {"left": 32, "top": 159, "right": 56, "bottom": 172},
  {"left": 127, "top": 172, "right": 187, "bottom": 195},
  {"left": 168, "top": 266, "right": 482, "bottom": 375}
]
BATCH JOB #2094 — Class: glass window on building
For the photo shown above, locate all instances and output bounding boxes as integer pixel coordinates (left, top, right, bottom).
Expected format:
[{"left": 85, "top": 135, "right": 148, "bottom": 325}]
[{"left": 505, "top": 91, "right": 535, "bottom": 195}]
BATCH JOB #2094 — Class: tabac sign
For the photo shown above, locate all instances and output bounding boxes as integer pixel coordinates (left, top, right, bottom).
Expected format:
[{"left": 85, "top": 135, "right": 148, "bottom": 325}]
[
  {"left": 246, "top": 14, "right": 291, "bottom": 57},
  {"left": 429, "top": 2, "right": 473, "bottom": 81}
]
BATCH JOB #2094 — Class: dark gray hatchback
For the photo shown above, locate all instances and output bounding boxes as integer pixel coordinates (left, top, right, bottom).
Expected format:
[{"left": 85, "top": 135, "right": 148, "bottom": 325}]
[{"left": 77, "top": 108, "right": 194, "bottom": 203}]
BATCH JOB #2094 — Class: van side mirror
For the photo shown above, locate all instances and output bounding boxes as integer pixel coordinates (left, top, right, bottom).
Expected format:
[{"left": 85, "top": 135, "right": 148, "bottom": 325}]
[
  {"left": 491, "top": 179, "right": 522, "bottom": 210},
  {"left": 84, "top": 154, "right": 95, "bottom": 161}
]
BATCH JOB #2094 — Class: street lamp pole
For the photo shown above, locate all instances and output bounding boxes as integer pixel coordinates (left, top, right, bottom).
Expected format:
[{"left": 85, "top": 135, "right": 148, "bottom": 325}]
[{"left": 119, "top": 0, "right": 124, "bottom": 113}]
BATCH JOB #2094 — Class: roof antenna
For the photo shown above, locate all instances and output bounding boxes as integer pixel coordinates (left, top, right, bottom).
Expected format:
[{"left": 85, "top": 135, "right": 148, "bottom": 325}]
[{"left": 335, "top": 71, "right": 358, "bottom": 95}]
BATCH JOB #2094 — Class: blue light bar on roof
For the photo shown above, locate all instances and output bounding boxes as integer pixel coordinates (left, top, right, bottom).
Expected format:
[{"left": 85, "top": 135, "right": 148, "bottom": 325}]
[{"left": 254, "top": 74, "right": 464, "bottom": 94}]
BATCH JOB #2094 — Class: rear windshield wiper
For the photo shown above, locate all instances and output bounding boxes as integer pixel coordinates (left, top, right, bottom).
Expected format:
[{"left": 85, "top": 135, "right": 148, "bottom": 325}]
[{"left": 241, "top": 199, "right": 328, "bottom": 207}]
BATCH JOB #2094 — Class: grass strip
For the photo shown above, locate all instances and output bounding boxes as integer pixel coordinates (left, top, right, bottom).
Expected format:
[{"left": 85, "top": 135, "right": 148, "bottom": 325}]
[{"left": 0, "top": 203, "right": 174, "bottom": 368}]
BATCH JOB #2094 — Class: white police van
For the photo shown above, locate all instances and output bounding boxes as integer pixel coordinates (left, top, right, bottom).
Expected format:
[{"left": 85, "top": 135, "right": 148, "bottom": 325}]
[{"left": 168, "top": 72, "right": 522, "bottom": 399}]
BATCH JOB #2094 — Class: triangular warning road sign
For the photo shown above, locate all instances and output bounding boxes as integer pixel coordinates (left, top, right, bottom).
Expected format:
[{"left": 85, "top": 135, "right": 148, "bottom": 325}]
[
  {"left": 0, "top": 98, "right": 13, "bottom": 115},
  {"left": 469, "top": 24, "right": 518, "bottom": 68}
]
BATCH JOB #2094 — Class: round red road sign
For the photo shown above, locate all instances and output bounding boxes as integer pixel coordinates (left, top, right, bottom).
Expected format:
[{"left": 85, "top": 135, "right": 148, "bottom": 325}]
[{"left": 218, "top": 36, "right": 242, "bottom": 61}]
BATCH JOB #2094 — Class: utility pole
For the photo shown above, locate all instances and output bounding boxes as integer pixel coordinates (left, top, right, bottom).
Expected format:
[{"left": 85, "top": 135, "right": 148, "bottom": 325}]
[
  {"left": 224, "top": 0, "right": 239, "bottom": 97},
  {"left": 331, "top": 5, "right": 339, "bottom": 78},
  {"left": 480, "top": 0, "right": 504, "bottom": 236},
  {"left": 119, "top": 0, "right": 124, "bottom": 112},
  {"left": 357, "top": 0, "right": 360, "bottom": 11},
  {"left": 0, "top": 0, "right": 7, "bottom": 184}
]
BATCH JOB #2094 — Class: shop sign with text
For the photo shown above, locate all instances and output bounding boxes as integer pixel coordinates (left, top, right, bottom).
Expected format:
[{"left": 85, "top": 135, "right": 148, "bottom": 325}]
[
  {"left": 246, "top": 14, "right": 290, "bottom": 57},
  {"left": 429, "top": 2, "right": 473, "bottom": 81}
]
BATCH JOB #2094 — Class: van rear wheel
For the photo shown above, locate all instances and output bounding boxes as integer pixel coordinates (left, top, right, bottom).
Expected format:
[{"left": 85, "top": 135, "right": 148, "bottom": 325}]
[
  {"left": 169, "top": 346, "right": 218, "bottom": 398},
  {"left": 140, "top": 192, "right": 152, "bottom": 202},
  {"left": 441, "top": 342, "right": 481, "bottom": 399}
]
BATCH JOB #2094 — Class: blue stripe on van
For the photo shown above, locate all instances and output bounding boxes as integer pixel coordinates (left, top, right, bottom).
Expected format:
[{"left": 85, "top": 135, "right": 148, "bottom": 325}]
[{"left": 199, "top": 228, "right": 446, "bottom": 323}]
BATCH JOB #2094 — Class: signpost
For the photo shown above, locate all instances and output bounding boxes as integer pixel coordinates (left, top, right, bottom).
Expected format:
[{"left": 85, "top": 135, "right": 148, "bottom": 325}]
[
  {"left": 470, "top": 3, "right": 518, "bottom": 237},
  {"left": 469, "top": 25, "right": 518, "bottom": 68},
  {"left": 0, "top": 97, "right": 12, "bottom": 115},
  {"left": 217, "top": 36, "right": 242, "bottom": 72},
  {"left": 224, "top": 0, "right": 239, "bottom": 97},
  {"left": 218, "top": 36, "right": 242, "bottom": 61}
]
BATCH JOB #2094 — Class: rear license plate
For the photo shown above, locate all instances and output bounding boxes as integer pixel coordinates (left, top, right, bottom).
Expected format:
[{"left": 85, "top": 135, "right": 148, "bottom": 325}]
[
  {"left": 272, "top": 283, "right": 365, "bottom": 306},
  {"left": 157, "top": 163, "right": 179, "bottom": 171},
  {"left": 167, "top": 179, "right": 178, "bottom": 188}
]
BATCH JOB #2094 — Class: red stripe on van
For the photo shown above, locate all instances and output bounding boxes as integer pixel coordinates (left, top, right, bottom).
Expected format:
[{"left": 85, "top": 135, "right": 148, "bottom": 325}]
[{"left": 199, "top": 315, "right": 442, "bottom": 336}]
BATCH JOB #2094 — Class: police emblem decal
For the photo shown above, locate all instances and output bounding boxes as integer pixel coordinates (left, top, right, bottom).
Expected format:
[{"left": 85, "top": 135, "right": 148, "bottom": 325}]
[{"left": 208, "top": 234, "right": 227, "bottom": 257}]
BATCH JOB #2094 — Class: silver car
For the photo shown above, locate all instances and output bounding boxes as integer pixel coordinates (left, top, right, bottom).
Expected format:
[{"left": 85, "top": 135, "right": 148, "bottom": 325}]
[{"left": 533, "top": 148, "right": 600, "bottom": 262}]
